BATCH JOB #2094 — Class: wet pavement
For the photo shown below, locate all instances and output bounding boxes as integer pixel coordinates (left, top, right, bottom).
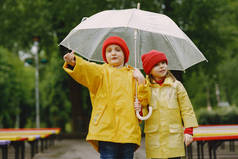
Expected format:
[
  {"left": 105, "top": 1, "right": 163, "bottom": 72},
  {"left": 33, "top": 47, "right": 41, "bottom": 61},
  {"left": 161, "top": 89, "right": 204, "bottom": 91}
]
[
  {"left": 32, "top": 138, "right": 238, "bottom": 159},
  {"left": 33, "top": 138, "right": 146, "bottom": 159}
]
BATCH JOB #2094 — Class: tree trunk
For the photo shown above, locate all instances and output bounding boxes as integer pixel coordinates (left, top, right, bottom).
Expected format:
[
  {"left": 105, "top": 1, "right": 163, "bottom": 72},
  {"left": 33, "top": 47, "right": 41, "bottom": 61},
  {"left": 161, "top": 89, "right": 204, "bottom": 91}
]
[
  {"left": 225, "top": 86, "right": 231, "bottom": 106},
  {"left": 69, "top": 77, "right": 89, "bottom": 136},
  {"left": 60, "top": 47, "right": 89, "bottom": 136},
  {"left": 215, "top": 83, "right": 220, "bottom": 105},
  {"left": 206, "top": 86, "right": 212, "bottom": 111}
]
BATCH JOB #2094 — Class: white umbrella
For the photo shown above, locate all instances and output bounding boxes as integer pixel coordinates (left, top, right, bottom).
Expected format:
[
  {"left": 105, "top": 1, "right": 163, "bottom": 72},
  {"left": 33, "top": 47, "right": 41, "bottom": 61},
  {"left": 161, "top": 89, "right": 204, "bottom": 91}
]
[
  {"left": 60, "top": 8, "right": 207, "bottom": 71},
  {"left": 60, "top": 8, "right": 207, "bottom": 120}
]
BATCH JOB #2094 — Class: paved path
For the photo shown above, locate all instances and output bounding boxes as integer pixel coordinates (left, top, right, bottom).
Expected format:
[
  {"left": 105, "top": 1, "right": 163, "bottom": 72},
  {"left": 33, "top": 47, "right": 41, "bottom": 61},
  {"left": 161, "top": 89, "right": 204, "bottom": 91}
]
[
  {"left": 33, "top": 138, "right": 238, "bottom": 159},
  {"left": 33, "top": 138, "right": 146, "bottom": 159}
]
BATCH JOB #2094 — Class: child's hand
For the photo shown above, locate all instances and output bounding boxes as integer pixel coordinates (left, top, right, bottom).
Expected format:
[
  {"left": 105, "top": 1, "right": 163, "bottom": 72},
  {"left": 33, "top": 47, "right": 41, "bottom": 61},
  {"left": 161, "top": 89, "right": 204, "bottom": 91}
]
[
  {"left": 134, "top": 98, "right": 141, "bottom": 111},
  {"left": 133, "top": 68, "right": 145, "bottom": 85},
  {"left": 184, "top": 134, "right": 193, "bottom": 146},
  {"left": 63, "top": 51, "right": 76, "bottom": 66}
]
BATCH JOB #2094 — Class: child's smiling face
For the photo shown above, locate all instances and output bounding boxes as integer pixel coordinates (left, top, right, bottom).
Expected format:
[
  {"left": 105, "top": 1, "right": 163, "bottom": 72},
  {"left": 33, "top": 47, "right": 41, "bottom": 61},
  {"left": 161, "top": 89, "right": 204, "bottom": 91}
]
[
  {"left": 105, "top": 44, "right": 125, "bottom": 67},
  {"left": 150, "top": 61, "right": 168, "bottom": 79}
]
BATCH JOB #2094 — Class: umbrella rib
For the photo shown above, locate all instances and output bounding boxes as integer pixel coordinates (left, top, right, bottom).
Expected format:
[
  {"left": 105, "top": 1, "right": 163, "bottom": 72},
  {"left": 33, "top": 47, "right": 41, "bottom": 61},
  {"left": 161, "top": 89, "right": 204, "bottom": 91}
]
[
  {"left": 126, "top": 9, "right": 138, "bottom": 68},
  {"left": 163, "top": 35, "right": 185, "bottom": 71},
  {"left": 126, "top": 9, "right": 136, "bottom": 28}
]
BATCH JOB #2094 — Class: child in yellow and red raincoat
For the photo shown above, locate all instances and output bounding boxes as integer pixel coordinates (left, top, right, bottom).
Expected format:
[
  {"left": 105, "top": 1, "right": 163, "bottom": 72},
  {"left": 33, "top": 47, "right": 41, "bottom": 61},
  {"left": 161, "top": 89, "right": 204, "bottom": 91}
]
[
  {"left": 63, "top": 36, "right": 145, "bottom": 159},
  {"left": 136, "top": 50, "right": 198, "bottom": 159}
]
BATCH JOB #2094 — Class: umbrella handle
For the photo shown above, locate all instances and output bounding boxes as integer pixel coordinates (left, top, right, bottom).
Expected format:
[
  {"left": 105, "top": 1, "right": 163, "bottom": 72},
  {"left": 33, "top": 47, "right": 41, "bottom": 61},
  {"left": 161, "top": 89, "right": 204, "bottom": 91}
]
[{"left": 136, "top": 106, "right": 152, "bottom": 120}]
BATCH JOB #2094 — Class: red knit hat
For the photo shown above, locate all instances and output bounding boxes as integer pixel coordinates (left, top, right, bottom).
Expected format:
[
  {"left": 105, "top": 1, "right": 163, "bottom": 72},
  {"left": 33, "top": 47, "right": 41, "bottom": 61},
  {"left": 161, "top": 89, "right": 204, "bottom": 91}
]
[
  {"left": 141, "top": 50, "right": 168, "bottom": 74},
  {"left": 102, "top": 36, "right": 130, "bottom": 64}
]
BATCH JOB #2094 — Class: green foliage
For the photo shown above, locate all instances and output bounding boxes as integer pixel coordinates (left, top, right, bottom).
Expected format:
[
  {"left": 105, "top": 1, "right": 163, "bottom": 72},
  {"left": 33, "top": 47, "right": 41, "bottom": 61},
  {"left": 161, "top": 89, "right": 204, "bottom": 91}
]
[
  {"left": 183, "top": 71, "right": 207, "bottom": 110},
  {"left": 218, "top": 53, "right": 238, "bottom": 106},
  {"left": 0, "top": 47, "right": 35, "bottom": 128},
  {"left": 171, "top": 0, "right": 238, "bottom": 108},
  {"left": 172, "top": 0, "right": 226, "bottom": 74},
  {"left": 197, "top": 107, "right": 238, "bottom": 125},
  {"left": 216, "top": 0, "right": 238, "bottom": 106}
]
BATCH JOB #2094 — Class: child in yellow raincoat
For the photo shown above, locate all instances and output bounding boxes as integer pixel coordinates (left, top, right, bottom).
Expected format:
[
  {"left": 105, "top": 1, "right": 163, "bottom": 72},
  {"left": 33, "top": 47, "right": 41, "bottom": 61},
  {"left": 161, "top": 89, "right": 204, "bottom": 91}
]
[
  {"left": 136, "top": 50, "right": 198, "bottom": 159},
  {"left": 63, "top": 36, "right": 144, "bottom": 159}
]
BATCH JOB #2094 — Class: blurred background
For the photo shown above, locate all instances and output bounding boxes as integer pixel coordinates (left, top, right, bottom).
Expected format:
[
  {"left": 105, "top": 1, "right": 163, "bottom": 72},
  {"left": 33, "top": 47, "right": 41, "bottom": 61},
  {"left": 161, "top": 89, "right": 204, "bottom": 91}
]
[{"left": 0, "top": 0, "right": 238, "bottom": 137}]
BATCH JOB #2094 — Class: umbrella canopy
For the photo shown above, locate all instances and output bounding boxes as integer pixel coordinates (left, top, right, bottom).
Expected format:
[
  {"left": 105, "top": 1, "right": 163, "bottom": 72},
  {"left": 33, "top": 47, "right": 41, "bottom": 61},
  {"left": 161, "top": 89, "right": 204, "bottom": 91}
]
[{"left": 60, "top": 8, "right": 207, "bottom": 71}]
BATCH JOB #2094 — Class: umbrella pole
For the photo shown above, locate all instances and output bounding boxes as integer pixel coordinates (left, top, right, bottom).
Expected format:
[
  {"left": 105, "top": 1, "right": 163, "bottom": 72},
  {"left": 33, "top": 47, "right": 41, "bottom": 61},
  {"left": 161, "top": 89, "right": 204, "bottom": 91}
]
[
  {"left": 134, "top": 2, "right": 140, "bottom": 97},
  {"left": 134, "top": 3, "right": 153, "bottom": 121}
]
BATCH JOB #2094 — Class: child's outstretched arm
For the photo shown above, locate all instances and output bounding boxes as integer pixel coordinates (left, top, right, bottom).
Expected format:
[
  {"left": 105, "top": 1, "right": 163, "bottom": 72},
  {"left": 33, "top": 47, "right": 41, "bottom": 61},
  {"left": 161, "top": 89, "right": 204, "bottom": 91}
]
[{"left": 63, "top": 51, "right": 103, "bottom": 94}]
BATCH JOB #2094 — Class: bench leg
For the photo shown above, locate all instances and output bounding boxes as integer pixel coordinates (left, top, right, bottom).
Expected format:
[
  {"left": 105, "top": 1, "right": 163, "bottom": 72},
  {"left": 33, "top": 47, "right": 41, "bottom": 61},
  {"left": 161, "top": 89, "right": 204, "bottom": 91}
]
[
  {"left": 40, "top": 139, "right": 44, "bottom": 152},
  {"left": 12, "top": 141, "right": 23, "bottom": 159},
  {"left": 1, "top": 145, "right": 8, "bottom": 159},
  {"left": 28, "top": 141, "right": 35, "bottom": 159}
]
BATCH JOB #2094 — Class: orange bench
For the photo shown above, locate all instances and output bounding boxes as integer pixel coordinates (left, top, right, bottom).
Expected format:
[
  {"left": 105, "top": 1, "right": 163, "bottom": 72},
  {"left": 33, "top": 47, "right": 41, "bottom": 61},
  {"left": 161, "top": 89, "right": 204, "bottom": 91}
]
[
  {"left": 0, "top": 128, "right": 61, "bottom": 159},
  {"left": 187, "top": 125, "right": 238, "bottom": 159}
]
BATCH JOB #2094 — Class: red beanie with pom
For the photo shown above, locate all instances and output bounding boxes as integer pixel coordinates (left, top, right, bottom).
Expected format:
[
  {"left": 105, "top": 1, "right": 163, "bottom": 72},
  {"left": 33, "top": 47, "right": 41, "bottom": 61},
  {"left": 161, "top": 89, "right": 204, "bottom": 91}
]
[
  {"left": 102, "top": 36, "right": 130, "bottom": 64},
  {"left": 141, "top": 50, "right": 168, "bottom": 74}
]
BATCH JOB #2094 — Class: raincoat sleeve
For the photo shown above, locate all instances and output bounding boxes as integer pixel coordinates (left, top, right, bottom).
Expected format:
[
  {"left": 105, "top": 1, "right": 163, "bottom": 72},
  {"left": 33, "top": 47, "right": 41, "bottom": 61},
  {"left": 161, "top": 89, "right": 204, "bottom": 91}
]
[
  {"left": 177, "top": 81, "right": 198, "bottom": 128},
  {"left": 137, "top": 78, "right": 151, "bottom": 107},
  {"left": 63, "top": 55, "right": 103, "bottom": 94}
]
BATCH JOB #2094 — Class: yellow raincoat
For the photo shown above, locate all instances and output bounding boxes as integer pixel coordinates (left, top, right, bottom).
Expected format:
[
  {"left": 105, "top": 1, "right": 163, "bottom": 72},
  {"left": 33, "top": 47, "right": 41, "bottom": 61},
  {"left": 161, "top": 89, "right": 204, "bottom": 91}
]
[
  {"left": 63, "top": 56, "right": 141, "bottom": 152},
  {"left": 139, "top": 76, "right": 198, "bottom": 158}
]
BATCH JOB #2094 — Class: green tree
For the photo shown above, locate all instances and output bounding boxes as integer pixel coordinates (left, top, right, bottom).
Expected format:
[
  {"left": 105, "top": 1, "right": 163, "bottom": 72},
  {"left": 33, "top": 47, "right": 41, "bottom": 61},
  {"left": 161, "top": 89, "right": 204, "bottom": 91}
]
[
  {"left": 0, "top": 47, "right": 35, "bottom": 128},
  {"left": 171, "top": 0, "right": 231, "bottom": 108},
  {"left": 216, "top": 0, "right": 238, "bottom": 106},
  {"left": 0, "top": 0, "right": 100, "bottom": 131}
]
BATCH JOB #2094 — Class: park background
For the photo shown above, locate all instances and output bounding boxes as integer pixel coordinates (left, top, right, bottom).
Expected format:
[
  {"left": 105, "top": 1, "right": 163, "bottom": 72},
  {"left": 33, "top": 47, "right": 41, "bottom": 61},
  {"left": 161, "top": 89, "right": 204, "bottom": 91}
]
[{"left": 0, "top": 0, "right": 238, "bottom": 137}]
